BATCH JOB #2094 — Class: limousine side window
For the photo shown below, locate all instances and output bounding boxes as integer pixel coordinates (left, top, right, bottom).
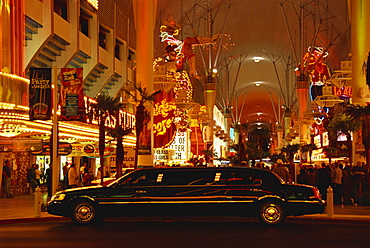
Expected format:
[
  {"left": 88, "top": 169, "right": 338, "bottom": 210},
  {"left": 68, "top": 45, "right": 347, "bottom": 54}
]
[
  {"left": 220, "top": 170, "right": 263, "bottom": 185},
  {"left": 159, "top": 170, "right": 217, "bottom": 186}
]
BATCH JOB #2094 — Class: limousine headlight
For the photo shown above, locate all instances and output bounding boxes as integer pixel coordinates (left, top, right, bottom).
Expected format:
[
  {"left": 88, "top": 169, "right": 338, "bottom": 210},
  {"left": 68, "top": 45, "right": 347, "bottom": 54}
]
[{"left": 51, "top": 193, "right": 66, "bottom": 201}]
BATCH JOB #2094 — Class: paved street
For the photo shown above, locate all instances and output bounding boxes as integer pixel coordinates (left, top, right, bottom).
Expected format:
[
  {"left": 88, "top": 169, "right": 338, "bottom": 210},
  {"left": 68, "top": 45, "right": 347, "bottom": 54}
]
[
  {"left": 1, "top": 218, "right": 370, "bottom": 248},
  {"left": 2, "top": 192, "right": 370, "bottom": 223}
]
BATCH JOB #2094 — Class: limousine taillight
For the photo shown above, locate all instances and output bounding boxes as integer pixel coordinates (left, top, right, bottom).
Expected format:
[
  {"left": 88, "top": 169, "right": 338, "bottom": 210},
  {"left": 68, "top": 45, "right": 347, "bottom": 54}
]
[{"left": 311, "top": 187, "right": 322, "bottom": 199}]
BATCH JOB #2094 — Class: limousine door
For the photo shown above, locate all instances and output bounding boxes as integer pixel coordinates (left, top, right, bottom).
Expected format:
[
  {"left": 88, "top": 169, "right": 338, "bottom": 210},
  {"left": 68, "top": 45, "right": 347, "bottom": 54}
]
[
  {"left": 98, "top": 171, "right": 154, "bottom": 216},
  {"left": 217, "top": 170, "right": 267, "bottom": 215},
  {"left": 146, "top": 170, "right": 234, "bottom": 216}
]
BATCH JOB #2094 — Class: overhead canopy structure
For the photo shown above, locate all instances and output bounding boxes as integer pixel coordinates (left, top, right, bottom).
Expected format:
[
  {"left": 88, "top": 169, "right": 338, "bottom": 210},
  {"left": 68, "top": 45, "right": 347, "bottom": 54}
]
[{"left": 156, "top": 0, "right": 350, "bottom": 132}]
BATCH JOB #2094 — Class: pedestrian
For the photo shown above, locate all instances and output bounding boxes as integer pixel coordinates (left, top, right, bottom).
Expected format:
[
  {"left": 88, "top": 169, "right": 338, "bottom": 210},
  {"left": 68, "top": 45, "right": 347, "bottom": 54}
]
[
  {"left": 316, "top": 162, "right": 331, "bottom": 200},
  {"left": 340, "top": 163, "right": 350, "bottom": 184},
  {"left": 343, "top": 161, "right": 352, "bottom": 175},
  {"left": 68, "top": 163, "right": 78, "bottom": 188},
  {"left": 297, "top": 169, "right": 309, "bottom": 185},
  {"left": 82, "top": 166, "right": 94, "bottom": 186},
  {"left": 35, "top": 164, "right": 42, "bottom": 186},
  {"left": 63, "top": 163, "right": 69, "bottom": 189},
  {"left": 331, "top": 162, "right": 343, "bottom": 204},
  {"left": 306, "top": 168, "right": 317, "bottom": 186},
  {"left": 45, "top": 164, "right": 52, "bottom": 197},
  {"left": 79, "top": 162, "right": 87, "bottom": 183},
  {"left": 340, "top": 162, "right": 352, "bottom": 204},
  {"left": 2, "top": 160, "right": 14, "bottom": 198},
  {"left": 297, "top": 168, "right": 316, "bottom": 186},
  {"left": 351, "top": 161, "right": 367, "bottom": 203},
  {"left": 27, "top": 164, "right": 37, "bottom": 193},
  {"left": 273, "top": 159, "right": 291, "bottom": 183},
  {"left": 96, "top": 167, "right": 101, "bottom": 180}
]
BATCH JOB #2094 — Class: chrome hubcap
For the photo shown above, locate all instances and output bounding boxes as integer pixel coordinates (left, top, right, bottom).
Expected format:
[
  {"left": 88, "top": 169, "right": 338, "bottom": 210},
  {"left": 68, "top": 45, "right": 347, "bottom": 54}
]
[
  {"left": 263, "top": 205, "right": 281, "bottom": 222},
  {"left": 76, "top": 205, "right": 93, "bottom": 221}
]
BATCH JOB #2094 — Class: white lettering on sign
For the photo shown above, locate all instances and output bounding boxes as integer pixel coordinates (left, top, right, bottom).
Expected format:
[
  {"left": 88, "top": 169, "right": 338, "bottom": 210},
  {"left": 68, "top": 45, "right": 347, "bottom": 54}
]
[
  {"left": 154, "top": 149, "right": 169, "bottom": 160},
  {"left": 168, "top": 131, "right": 188, "bottom": 161}
]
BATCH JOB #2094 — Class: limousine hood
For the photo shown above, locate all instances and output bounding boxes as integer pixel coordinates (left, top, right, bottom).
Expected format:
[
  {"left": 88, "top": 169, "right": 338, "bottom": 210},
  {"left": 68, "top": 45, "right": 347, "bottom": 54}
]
[
  {"left": 50, "top": 185, "right": 113, "bottom": 204},
  {"left": 57, "top": 185, "right": 104, "bottom": 195}
]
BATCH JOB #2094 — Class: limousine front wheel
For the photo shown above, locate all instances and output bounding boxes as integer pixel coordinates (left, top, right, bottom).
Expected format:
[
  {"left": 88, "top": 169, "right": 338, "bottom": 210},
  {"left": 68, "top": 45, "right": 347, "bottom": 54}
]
[
  {"left": 258, "top": 201, "right": 285, "bottom": 225},
  {"left": 71, "top": 200, "right": 98, "bottom": 225}
]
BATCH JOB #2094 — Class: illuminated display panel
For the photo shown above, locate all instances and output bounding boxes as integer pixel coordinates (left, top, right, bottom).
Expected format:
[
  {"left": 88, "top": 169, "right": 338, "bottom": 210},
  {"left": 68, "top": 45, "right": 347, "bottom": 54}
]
[
  {"left": 87, "top": 0, "right": 98, "bottom": 9},
  {"left": 314, "top": 134, "right": 321, "bottom": 148}
]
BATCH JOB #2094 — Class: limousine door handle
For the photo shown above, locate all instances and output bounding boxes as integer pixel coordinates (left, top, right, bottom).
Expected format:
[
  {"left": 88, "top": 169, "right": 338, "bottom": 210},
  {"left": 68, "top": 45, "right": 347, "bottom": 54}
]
[{"left": 136, "top": 190, "right": 147, "bottom": 194}]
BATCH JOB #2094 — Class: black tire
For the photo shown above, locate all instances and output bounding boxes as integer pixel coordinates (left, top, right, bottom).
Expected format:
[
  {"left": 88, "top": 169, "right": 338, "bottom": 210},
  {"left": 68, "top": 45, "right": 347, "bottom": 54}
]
[
  {"left": 70, "top": 200, "right": 99, "bottom": 225},
  {"left": 258, "top": 200, "right": 285, "bottom": 225}
]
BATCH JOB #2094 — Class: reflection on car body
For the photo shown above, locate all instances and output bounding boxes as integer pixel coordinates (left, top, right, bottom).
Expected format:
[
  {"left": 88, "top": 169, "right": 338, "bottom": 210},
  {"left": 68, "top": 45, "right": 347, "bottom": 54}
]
[
  {"left": 47, "top": 167, "right": 325, "bottom": 225},
  {"left": 91, "top": 168, "right": 134, "bottom": 186}
]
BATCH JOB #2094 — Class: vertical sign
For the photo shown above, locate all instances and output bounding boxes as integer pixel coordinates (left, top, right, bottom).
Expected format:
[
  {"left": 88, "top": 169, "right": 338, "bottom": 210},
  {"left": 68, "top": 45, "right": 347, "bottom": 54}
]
[
  {"left": 153, "top": 90, "right": 177, "bottom": 148},
  {"left": 29, "top": 68, "right": 52, "bottom": 120},
  {"left": 138, "top": 120, "right": 152, "bottom": 155},
  {"left": 59, "top": 68, "right": 85, "bottom": 121}
]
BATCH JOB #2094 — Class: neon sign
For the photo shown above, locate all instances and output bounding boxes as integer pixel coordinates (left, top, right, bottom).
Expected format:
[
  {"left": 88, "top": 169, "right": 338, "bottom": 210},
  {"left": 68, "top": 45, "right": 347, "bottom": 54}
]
[
  {"left": 333, "top": 85, "right": 352, "bottom": 98},
  {"left": 153, "top": 92, "right": 177, "bottom": 148}
]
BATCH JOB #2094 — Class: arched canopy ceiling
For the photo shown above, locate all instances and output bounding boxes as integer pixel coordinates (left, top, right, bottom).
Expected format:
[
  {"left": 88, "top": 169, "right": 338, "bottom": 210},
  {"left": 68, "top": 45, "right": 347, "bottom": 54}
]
[{"left": 155, "top": 0, "right": 351, "bottom": 131}]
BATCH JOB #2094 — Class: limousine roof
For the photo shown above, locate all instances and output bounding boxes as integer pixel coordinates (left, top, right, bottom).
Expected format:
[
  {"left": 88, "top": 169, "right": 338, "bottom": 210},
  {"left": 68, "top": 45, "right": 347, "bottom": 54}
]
[{"left": 136, "top": 166, "right": 270, "bottom": 172}]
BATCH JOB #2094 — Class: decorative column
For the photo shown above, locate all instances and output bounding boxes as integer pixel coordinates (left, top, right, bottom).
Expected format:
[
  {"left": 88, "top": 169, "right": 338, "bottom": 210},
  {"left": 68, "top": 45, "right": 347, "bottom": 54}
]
[
  {"left": 133, "top": 0, "right": 156, "bottom": 166},
  {"left": 351, "top": 0, "right": 370, "bottom": 104},
  {"left": 296, "top": 75, "right": 309, "bottom": 143},
  {"left": 350, "top": 0, "right": 370, "bottom": 163},
  {"left": 204, "top": 76, "right": 216, "bottom": 166},
  {"left": 276, "top": 124, "right": 284, "bottom": 148},
  {"left": 283, "top": 108, "right": 292, "bottom": 143},
  {"left": 224, "top": 106, "right": 232, "bottom": 151}
]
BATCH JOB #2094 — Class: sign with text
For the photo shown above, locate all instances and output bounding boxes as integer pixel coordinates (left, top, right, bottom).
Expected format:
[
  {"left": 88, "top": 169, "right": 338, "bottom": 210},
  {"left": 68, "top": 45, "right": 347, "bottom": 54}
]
[
  {"left": 153, "top": 90, "right": 177, "bottom": 148},
  {"left": 0, "top": 138, "right": 43, "bottom": 152},
  {"left": 31, "top": 142, "right": 72, "bottom": 155},
  {"left": 29, "top": 68, "right": 52, "bottom": 120},
  {"left": 168, "top": 131, "right": 188, "bottom": 160},
  {"left": 59, "top": 68, "right": 85, "bottom": 121},
  {"left": 333, "top": 85, "right": 352, "bottom": 98}
]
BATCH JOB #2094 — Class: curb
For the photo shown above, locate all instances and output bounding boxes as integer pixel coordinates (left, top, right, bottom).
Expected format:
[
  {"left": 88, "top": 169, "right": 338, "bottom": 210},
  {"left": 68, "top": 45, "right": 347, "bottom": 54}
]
[
  {"left": 0, "top": 217, "right": 67, "bottom": 225},
  {"left": 288, "top": 215, "right": 370, "bottom": 223}
]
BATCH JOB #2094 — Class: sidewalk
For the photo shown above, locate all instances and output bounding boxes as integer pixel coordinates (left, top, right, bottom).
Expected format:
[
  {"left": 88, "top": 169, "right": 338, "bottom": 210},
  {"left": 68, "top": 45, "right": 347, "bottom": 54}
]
[
  {"left": 1, "top": 193, "right": 370, "bottom": 223},
  {"left": 0, "top": 193, "right": 63, "bottom": 223}
]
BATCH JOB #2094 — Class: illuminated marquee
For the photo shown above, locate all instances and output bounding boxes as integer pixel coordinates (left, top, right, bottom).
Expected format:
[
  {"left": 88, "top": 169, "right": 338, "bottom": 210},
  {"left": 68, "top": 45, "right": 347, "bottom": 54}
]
[{"left": 83, "top": 96, "right": 135, "bottom": 130}]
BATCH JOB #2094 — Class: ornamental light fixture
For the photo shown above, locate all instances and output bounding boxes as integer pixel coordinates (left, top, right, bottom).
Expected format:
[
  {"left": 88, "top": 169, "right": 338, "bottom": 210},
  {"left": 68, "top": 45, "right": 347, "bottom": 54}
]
[{"left": 253, "top": 56, "right": 264, "bottom": 63}]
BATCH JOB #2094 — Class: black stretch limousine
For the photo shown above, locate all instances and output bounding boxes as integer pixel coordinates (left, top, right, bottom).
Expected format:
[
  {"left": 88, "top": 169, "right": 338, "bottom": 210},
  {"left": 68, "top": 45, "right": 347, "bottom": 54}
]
[{"left": 47, "top": 167, "right": 325, "bottom": 225}]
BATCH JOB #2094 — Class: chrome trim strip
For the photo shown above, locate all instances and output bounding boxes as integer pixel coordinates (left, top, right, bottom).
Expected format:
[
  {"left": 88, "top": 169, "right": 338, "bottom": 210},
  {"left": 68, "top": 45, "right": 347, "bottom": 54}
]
[
  {"left": 98, "top": 200, "right": 255, "bottom": 205},
  {"left": 287, "top": 199, "right": 323, "bottom": 203},
  {"left": 149, "top": 196, "right": 258, "bottom": 200}
]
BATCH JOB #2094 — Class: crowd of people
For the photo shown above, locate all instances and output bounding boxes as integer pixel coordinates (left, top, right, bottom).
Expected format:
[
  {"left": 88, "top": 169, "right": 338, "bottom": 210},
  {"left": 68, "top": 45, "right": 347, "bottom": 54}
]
[
  {"left": 24, "top": 162, "right": 95, "bottom": 197},
  {"left": 239, "top": 159, "right": 369, "bottom": 205},
  {"left": 62, "top": 162, "right": 95, "bottom": 190},
  {"left": 292, "top": 161, "right": 367, "bottom": 205}
]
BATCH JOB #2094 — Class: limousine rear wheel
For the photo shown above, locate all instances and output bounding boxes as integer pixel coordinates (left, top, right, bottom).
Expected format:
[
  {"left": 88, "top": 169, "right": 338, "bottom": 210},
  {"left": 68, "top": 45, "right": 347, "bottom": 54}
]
[
  {"left": 258, "top": 200, "right": 285, "bottom": 225},
  {"left": 71, "top": 200, "right": 98, "bottom": 225}
]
